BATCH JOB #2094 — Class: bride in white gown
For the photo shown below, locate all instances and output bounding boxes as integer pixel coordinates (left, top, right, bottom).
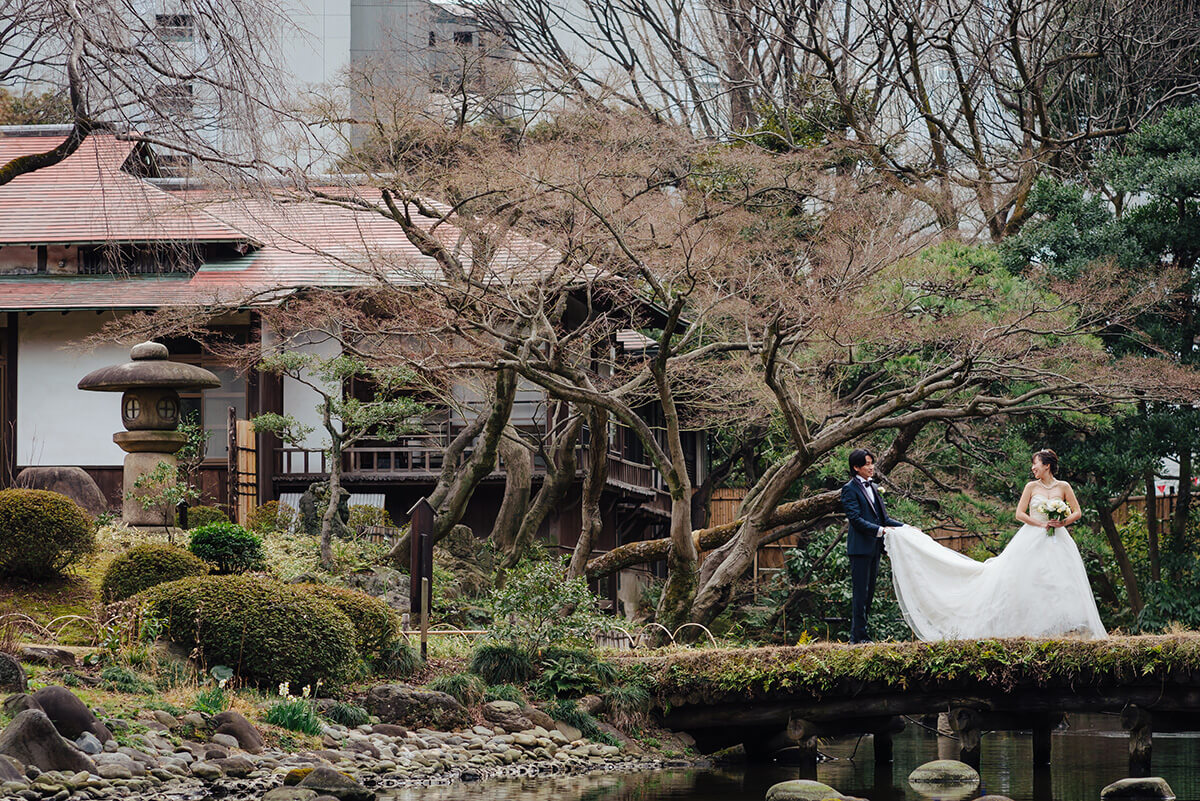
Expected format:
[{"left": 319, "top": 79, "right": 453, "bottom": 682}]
[{"left": 884, "top": 449, "right": 1107, "bottom": 641}]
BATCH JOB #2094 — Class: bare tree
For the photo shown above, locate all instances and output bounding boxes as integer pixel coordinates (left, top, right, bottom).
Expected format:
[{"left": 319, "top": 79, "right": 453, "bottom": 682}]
[
  {"left": 473, "top": 0, "right": 1200, "bottom": 237},
  {"left": 0, "top": 0, "right": 287, "bottom": 185}
]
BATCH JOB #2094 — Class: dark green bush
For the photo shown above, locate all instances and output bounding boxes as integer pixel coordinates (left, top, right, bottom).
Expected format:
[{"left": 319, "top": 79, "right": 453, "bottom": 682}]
[
  {"left": 177, "top": 505, "right": 229, "bottom": 530},
  {"left": 188, "top": 522, "right": 265, "bottom": 574},
  {"left": 373, "top": 638, "right": 421, "bottom": 678},
  {"left": 0, "top": 489, "right": 94, "bottom": 578},
  {"left": 533, "top": 647, "right": 617, "bottom": 697},
  {"left": 428, "top": 672, "right": 485, "bottom": 706},
  {"left": 137, "top": 575, "right": 357, "bottom": 687},
  {"left": 324, "top": 701, "right": 370, "bottom": 728},
  {"left": 297, "top": 584, "right": 398, "bottom": 657},
  {"left": 100, "top": 544, "right": 209, "bottom": 602},
  {"left": 469, "top": 642, "right": 535, "bottom": 684}
]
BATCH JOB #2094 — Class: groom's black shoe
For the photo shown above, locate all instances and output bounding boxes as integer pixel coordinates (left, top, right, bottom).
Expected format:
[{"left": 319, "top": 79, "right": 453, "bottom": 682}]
[{"left": 849, "top": 637, "right": 874, "bottom": 645}]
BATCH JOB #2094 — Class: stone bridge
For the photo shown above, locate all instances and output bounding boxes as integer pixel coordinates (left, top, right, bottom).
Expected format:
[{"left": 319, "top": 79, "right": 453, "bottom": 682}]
[{"left": 638, "top": 635, "right": 1200, "bottom": 775}]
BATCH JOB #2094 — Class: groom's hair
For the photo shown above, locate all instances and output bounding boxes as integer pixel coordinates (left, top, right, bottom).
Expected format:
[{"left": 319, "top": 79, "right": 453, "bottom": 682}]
[{"left": 848, "top": 448, "right": 873, "bottom": 476}]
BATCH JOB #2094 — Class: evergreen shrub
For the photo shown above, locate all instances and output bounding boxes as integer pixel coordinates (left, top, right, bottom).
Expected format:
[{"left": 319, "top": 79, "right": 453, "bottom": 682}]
[
  {"left": 0, "top": 489, "right": 94, "bottom": 578},
  {"left": 297, "top": 583, "right": 399, "bottom": 657},
  {"left": 468, "top": 642, "right": 535, "bottom": 684},
  {"left": 428, "top": 672, "right": 485, "bottom": 706},
  {"left": 137, "top": 574, "right": 357, "bottom": 686},
  {"left": 100, "top": 543, "right": 209, "bottom": 602},
  {"left": 188, "top": 522, "right": 266, "bottom": 574}
]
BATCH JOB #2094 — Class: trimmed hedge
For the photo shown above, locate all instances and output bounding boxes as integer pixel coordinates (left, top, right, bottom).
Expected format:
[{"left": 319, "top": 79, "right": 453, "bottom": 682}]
[
  {"left": 100, "top": 544, "right": 209, "bottom": 602},
  {"left": 137, "top": 575, "right": 358, "bottom": 687},
  {"left": 0, "top": 489, "right": 94, "bottom": 578},
  {"left": 188, "top": 522, "right": 265, "bottom": 574},
  {"left": 297, "top": 583, "right": 399, "bottom": 658},
  {"left": 177, "top": 505, "right": 229, "bottom": 530}
]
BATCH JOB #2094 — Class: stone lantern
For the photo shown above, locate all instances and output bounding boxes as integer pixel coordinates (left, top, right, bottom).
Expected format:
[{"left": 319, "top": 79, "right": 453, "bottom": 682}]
[{"left": 78, "top": 342, "right": 220, "bottom": 526}]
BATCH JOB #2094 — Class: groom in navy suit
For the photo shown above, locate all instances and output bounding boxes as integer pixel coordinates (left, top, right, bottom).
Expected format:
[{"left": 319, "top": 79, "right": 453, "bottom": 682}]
[{"left": 842, "top": 448, "right": 904, "bottom": 644}]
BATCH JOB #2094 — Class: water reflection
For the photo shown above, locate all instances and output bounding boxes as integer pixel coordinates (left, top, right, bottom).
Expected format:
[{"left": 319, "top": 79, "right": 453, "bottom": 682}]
[{"left": 378, "top": 714, "right": 1200, "bottom": 801}]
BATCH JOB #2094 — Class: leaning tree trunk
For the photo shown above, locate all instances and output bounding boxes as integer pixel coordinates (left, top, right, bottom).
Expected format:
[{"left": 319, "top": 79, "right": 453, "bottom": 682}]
[
  {"left": 388, "top": 369, "right": 517, "bottom": 568},
  {"left": 490, "top": 424, "right": 532, "bottom": 561},
  {"left": 502, "top": 413, "right": 584, "bottom": 571},
  {"left": 650, "top": 359, "right": 697, "bottom": 635},
  {"left": 568, "top": 408, "right": 609, "bottom": 579},
  {"left": 1098, "top": 505, "right": 1143, "bottom": 615},
  {"left": 319, "top": 413, "right": 341, "bottom": 569}
]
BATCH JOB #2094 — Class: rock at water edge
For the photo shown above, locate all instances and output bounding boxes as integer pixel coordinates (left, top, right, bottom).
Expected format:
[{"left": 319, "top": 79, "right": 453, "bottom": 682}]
[
  {"left": 907, "top": 759, "right": 981, "bottom": 784},
  {"left": 1100, "top": 777, "right": 1176, "bottom": 801},
  {"left": 31, "top": 686, "right": 112, "bottom": 742},
  {"left": 765, "top": 779, "right": 843, "bottom": 801},
  {"left": 296, "top": 765, "right": 376, "bottom": 801},
  {"left": 0, "top": 710, "right": 97, "bottom": 774}
]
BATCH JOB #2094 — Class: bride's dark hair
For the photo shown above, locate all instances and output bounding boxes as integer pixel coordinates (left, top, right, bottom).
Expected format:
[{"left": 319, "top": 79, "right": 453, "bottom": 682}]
[{"left": 1033, "top": 449, "right": 1059, "bottom": 475}]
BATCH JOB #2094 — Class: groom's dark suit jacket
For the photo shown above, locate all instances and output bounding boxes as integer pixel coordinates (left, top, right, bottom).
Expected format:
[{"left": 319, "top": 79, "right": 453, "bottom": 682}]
[{"left": 842, "top": 478, "right": 903, "bottom": 556}]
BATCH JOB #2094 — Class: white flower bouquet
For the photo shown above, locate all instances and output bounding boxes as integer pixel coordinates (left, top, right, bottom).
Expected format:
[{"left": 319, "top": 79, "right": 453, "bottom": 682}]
[{"left": 1032, "top": 497, "right": 1071, "bottom": 534}]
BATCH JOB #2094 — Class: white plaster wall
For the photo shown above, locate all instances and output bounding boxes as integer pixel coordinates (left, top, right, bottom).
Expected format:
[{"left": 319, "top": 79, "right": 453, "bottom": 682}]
[
  {"left": 17, "top": 312, "right": 129, "bottom": 467},
  {"left": 275, "top": 328, "right": 343, "bottom": 453}
]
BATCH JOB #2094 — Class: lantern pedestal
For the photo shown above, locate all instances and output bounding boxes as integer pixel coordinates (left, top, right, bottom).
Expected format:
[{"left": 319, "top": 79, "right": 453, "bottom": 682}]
[{"left": 114, "top": 430, "right": 187, "bottom": 526}]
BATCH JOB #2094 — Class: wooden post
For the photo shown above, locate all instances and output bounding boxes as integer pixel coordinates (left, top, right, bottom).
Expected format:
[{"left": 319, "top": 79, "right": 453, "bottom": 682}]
[
  {"left": 408, "top": 497, "right": 434, "bottom": 615},
  {"left": 1122, "top": 704, "right": 1152, "bottom": 777},
  {"left": 874, "top": 730, "right": 894, "bottom": 764},
  {"left": 1032, "top": 720, "right": 1053, "bottom": 766},
  {"left": 420, "top": 577, "right": 430, "bottom": 661},
  {"left": 949, "top": 707, "right": 982, "bottom": 768},
  {"left": 873, "top": 716, "right": 904, "bottom": 765}
]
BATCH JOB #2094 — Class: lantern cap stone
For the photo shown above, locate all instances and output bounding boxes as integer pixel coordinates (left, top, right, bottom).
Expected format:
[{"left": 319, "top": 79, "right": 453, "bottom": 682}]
[{"left": 77, "top": 342, "right": 222, "bottom": 392}]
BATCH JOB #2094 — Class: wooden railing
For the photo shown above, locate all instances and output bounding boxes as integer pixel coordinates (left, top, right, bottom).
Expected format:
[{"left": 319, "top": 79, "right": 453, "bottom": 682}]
[{"left": 274, "top": 442, "right": 671, "bottom": 506}]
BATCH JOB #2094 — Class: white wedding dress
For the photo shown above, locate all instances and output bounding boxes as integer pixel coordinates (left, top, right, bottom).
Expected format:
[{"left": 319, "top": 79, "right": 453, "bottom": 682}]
[{"left": 884, "top": 494, "right": 1107, "bottom": 640}]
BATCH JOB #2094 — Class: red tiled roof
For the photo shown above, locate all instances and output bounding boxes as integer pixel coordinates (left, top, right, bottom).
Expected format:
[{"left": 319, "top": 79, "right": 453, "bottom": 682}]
[
  {"left": 0, "top": 134, "right": 253, "bottom": 245},
  {"left": 0, "top": 131, "right": 586, "bottom": 311}
]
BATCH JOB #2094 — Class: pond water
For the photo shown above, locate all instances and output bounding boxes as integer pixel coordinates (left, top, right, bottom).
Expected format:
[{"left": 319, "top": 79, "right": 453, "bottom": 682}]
[{"left": 379, "top": 714, "right": 1200, "bottom": 801}]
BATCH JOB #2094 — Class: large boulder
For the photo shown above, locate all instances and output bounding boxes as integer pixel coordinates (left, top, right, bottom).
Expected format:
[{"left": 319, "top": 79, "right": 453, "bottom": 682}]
[
  {"left": 482, "top": 700, "right": 533, "bottom": 733},
  {"left": 908, "top": 759, "right": 979, "bottom": 800},
  {"left": 908, "top": 759, "right": 980, "bottom": 783},
  {"left": 296, "top": 765, "right": 376, "bottom": 801},
  {"left": 433, "top": 524, "right": 495, "bottom": 600},
  {"left": 31, "top": 686, "right": 113, "bottom": 743},
  {"left": 0, "top": 710, "right": 96, "bottom": 773},
  {"left": 342, "top": 566, "right": 410, "bottom": 613},
  {"left": 211, "top": 710, "right": 264, "bottom": 754},
  {"left": 363, "top": 684, "right": 470, "bottom": 730},
  {"left": 0, "top": 653, "right": 25, "bottom": 693},
  {"left": 1100, "top": 777, "right": 1176, "bottom": 800},
  {"left": 14, "top": 467, "right": 108, "bottom": 517},
  {"left": 765, "top": 779, "right": 844, "bottom": 801},
  {"left": 2, "top": 693, "right": 39, "bottom": 717},
  {"left": 298, "top": 482, "right": 351, "bottom": 540},
  {"left": 20, "top": 646, "right": 76, "bottom": 667}
]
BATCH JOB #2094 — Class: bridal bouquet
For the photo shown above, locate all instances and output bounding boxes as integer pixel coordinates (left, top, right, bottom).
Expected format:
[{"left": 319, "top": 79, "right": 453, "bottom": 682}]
[{"left": 1032, "top": 497, "right": 1071, "bottom": 534}]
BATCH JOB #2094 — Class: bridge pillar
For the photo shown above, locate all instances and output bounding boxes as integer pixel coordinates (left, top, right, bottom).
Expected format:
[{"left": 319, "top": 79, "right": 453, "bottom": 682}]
[
  {"left": 1032, "top": 713, "right": 1057, "bottom": 765},
  {"left": 872, "top": 716, "right": 905, "bottom": 765},
  {"left": 1121, "top": 704, "right": 1152, "bottom": 777},
  {"left": 948, "top": 707, "right": 982, "bottom": 768}
]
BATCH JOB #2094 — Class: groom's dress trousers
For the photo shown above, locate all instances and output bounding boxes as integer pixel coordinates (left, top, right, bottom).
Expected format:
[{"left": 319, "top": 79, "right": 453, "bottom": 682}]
[{"left": 842, "top": 477, "right": 904, "bottom": 643}]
